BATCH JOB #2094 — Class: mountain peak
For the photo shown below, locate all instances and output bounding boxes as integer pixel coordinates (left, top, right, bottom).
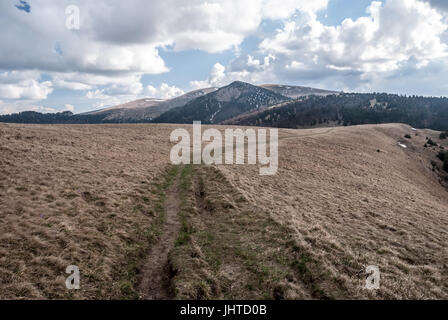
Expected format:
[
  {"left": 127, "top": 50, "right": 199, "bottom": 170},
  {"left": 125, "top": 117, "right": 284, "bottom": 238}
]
[
  {"left": 154, "top": 82, "right": 289, "bottom": 124},
  {"left": 227, "top": 80, "right": 253, "bottom": 88}
]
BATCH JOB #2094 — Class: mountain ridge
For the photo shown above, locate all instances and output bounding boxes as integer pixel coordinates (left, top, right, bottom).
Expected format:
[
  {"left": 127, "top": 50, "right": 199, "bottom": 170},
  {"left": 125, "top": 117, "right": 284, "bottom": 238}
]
[
  {"left": 153, "top": 81, "right": 290, "bottom": 124},
  {"left": 260, "top": 84, "right": 338, "bottom": 98},
  {"left": 1, "top": 82, "right": 447, "bottom": 131},
  {"left": 83, "top": 87, "right": 218, "bottom": 122}
]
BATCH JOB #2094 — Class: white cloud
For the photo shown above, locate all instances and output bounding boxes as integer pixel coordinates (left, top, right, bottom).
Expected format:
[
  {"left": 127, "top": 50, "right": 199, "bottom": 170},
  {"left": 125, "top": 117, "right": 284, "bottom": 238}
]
[
  {"left": 0, "top": 100, "right": 56, "bottom": 115},
  {"left": 0, "top": 0, "right": 326, "bottom": 76},
  {"left": 146, "top": 83, "right": 185, "bottom": 99},
  {"left": 53, "top": 79, "right": 92, "bottom": 91},
  {"left": 85, "top": 89, "right": 139, "bottom": 110},
  {"left": 259, "top": 0, "right": 448, "bottom": 75},
  {"left": 54, "top": 72, "right": 145, "bottom": 98},
  {"left": 0, "top": 71, "right": 53, "bottom": 100},
  {"left": 64, "top": 104, "right": 75, "bottom": 112},
  {"left": 194, "top": 0, "right": 448, "bottom": 93},
  {"left": 190, "top": 56, "right": 279, "bottom": 89},
  {"left": 190, "top": 63, "right": 228, "bottom": 89},
  {"left": 0, "top": 1, "right": 168, "bottom": 75}
]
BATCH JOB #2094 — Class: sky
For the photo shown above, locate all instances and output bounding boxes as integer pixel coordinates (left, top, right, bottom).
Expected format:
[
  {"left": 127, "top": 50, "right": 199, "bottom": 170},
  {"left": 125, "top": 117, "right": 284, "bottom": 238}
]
[{"left": 1, "top": 0, "right": 448, "bottom": 114}]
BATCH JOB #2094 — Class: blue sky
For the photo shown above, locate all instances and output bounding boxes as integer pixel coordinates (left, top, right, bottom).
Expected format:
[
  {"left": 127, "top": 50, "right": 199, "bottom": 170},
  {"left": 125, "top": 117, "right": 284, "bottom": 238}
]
[
  {"left": 1, "top": 0, "right": 448, "bottom": 114},
  {"left": 14, "top": 0, "right": 30, "bottom": 13},
  {"left": 318, "top": 0, "right": 378, "bottom": 25}
]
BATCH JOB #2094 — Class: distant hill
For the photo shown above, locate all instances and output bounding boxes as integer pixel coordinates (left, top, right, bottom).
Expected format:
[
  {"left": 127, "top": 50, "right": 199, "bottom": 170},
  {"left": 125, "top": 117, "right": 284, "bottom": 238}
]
[
  {"left": 83, "top": 87, "right": 218, "bottom": 122},
  {"left": 1, "top": 83, "right": 448, "bottom": 131},
  {"left": 85, "top": 98, "right": 166, "bottom": 115},
  {"left": 225, "top": 93, "right": 448, "bottom": 131},
  {"left": 260, "top": 84, "right": 338, "bottom": 98},
  {"left": 153, "top": 81, "right": 289, "bottom": 124},
  {"left": 0, "top": 111, "right": 106, "bottom": 124}
]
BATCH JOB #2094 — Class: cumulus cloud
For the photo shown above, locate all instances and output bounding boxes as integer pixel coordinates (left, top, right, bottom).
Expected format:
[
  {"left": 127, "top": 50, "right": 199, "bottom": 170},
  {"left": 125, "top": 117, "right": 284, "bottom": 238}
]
[
  {"left": 0, "top": 1, "right": 168, "bottom": 75},
  {"left": 64, "top": 104, "right": 75, "bottom": 112},
  {"left": 263, "top": 0, "right": 447, "bottom": 78},
  {"left": 0, "top": 100, "right": 56, "bottom": 115},
  {"left": 53, "top": 79, "right": 92, "bottom": 91},
  {"left": 0, "top": 80, "right": 52, "bottom": 100},
  {"left": 84, "top": 89, "right": 139, "bottom": 110},
  {"left": 0, "top": 70, "right": 53, "bottom": 100},
  {"left": 190, "top": 63, "right": 227, "bottom": 89},
  {"left": 190, "top": 54, "right": 282, "bottom": 89},
  {"left": 1, "top": 0, "right": 323, "bottom": 75},
  {"left": 85, "top": 0, "right": 327, "bottom": 52},
  {"left": 146, "top": 83, "right": 185, "bottom": 99},
  {"left": 195, "top": 0, "right": 448, "bottom": 94}
]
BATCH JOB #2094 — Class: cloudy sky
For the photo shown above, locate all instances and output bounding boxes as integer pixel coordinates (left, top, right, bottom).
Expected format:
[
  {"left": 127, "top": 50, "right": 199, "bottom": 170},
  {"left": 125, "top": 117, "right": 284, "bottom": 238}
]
[{"left": 1, "top": 0, "right": 448, "bottom": 114}]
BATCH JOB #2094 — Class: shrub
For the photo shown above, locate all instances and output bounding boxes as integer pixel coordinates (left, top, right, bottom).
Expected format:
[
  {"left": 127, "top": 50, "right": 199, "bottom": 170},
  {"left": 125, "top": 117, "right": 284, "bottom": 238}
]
[
  {"left": 436, "top": 151, "right": 448, "bottom": 172},
  {"left": 440, "top": 132, "right": 447, "bottom": 140},
  {"left": 427, "top": 138, "right": 437, "bottom": 146},
  {"left": 404, "top": 134, "right": 412, "bottom": 139},
  {"left": 431, "top": 160, "right": 438, "bottom": 171}
]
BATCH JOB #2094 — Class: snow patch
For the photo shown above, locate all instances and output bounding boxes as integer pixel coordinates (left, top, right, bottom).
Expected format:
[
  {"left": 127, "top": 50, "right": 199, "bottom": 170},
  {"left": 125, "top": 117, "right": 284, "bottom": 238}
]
[{"left": 397, "top": 142, "right": 407, "bottom": 148}]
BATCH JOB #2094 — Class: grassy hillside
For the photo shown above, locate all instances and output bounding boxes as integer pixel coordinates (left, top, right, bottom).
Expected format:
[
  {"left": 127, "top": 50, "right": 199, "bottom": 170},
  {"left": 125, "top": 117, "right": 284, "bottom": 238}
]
[
  {"left": 0, "top": 123, "right": 175, "bottom": 298},
  {"left": 0, "top": 123, "right": 446, "bottom": 299},
  {"left": 226, "top": 93, "right": 448, "bottom": 131}
]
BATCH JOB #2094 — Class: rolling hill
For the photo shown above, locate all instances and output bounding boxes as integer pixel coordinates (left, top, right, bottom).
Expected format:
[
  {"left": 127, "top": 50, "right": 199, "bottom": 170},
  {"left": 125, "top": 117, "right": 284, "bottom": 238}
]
[
  {"left": 225, "top": 93, "right": 448, "bottom": 131},
  {"left": 0, "top": 122, "right": 446, "bottom": 299}
]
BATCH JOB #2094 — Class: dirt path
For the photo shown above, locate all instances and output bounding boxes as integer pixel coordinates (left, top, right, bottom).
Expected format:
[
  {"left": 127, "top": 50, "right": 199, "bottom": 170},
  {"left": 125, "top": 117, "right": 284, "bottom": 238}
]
[{"left": 138, "top": 174, "right": 181, "bottom": 300}]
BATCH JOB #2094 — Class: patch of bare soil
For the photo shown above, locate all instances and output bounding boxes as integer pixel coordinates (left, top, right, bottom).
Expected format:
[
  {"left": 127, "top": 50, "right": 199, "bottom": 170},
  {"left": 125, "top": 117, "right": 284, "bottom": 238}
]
[{"left": 138, "top": 174, "right": 181, "bottom": 300}]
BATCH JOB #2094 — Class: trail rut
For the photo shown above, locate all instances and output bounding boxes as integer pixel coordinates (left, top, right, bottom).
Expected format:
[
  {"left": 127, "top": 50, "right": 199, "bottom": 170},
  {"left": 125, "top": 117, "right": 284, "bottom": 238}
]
[{"left": 138, "top": 174, "right": 181, "bottom": 300}]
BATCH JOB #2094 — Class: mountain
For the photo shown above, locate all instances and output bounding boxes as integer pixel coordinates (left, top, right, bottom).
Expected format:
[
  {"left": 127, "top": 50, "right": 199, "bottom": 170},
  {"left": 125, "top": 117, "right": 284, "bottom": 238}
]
[
  {"left": 86, "top": 98, "right": 166, "bottom": 114},
  {"left": 260, "top": 84, "right": 338, "bottom": 98},
  {"left": 1, "top": 84, "right": 448, "bottom": 131},
  {"left": 84, "top": 87, "right": 218, "bottom": 122},
  {"left": 225, "top": 93, "right": 448, "bottom": 131},
  {"left": 153, "top": 81, "right": 289, "bottom": 124}
]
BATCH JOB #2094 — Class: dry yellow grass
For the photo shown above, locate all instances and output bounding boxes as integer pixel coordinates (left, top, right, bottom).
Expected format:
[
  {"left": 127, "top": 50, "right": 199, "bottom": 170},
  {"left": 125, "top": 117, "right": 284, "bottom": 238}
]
[
  {"left": 0, "top": 123, "right": 176, "bottom": 299},
  {"left": 217, "top": 123, "right": 448, "bottom": 299},
  {"left": 0, "top": 122, "right": 446, "bottom": 299}
]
